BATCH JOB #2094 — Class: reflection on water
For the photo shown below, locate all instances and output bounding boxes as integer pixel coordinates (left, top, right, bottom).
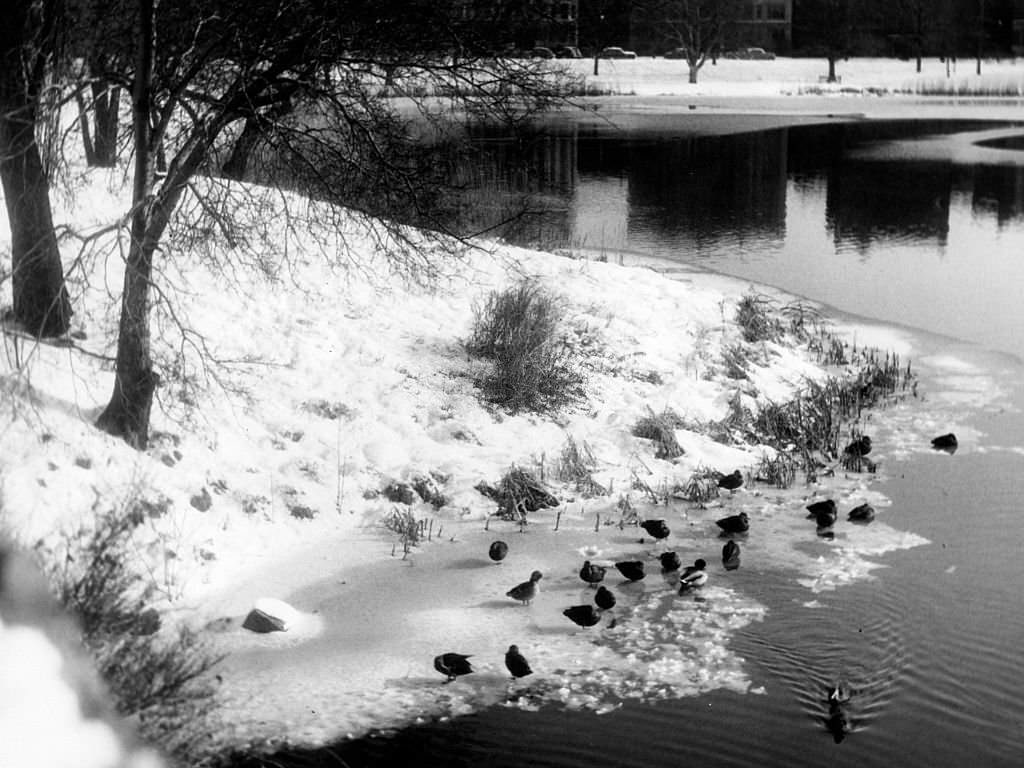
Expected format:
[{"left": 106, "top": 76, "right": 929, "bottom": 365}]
[{"left": 470, "top": 119, "right": 1024, "bottom": 360}]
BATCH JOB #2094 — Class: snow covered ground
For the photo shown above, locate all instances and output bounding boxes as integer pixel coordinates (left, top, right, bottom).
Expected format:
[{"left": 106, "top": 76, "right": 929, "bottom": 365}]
[{"left": 1, "top": 58, "right": 1018, "bottom": 762}]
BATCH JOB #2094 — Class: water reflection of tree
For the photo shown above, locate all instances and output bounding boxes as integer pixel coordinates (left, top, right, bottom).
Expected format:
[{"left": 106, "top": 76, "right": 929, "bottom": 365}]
[
  {"left": 825, "top": 161, "right": 953, "bottom": 249},
  {"left": 969, "top": 165, "right": 1024, "bottom": 227}
]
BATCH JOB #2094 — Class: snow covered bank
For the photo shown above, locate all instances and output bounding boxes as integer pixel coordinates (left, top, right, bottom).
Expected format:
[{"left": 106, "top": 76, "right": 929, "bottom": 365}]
[{"left": 2, "top": 160, "right": 970, "bottom": 757}]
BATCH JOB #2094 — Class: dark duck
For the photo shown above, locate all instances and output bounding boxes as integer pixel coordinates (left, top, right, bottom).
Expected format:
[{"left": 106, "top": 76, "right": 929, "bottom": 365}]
[
  {"left": 488, "top": 540, "right": 509, "bottom": 563},
  {"left": 579, "top": 560, "right": 606, "bottom": 587},
  {"left": 659, "top": 551, "right": 682, "bottom": 572},
  {"left": 843, "top": 435, "right": 872, "bottom": 457},
  {"left": 717, "top": 469, "right": 743, "bottom": 493},
  {"left": 716, "top": 511, "right": 749, "bottom": 534},
  {"left": 434, "top": 653, "right": 474, "bottom": 683},
  {"left": 931, "top": 433, "right": 958, "bottom": 454},
  {"left": 640, "top": 518, "right": 670, "bottom": 543},
  {"left": 563, "top": 604, "right": 602, "bottom": 627},
  {"left": 615, "top": 560, "right": 646, "bottom": 581},
  {"left": 847, "top": 503, "right": 875, "bottom": 523},
  {"left": 806, "top": 499, "right": 837, "bottom": 528},
  {"left": 594, "top": 585, "right": 616, "bottom": 610},
  {"left": 722, "top": 540, "right": 741, "bottom": 570},
  {"left": 504, "top": 645, "right": 533, "bottom": 680}
]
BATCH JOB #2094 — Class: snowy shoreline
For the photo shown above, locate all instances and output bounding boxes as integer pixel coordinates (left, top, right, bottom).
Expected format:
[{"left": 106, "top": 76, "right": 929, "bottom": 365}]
[{"left": 3, "top": 60, "right": 1020, "bottom": 762}]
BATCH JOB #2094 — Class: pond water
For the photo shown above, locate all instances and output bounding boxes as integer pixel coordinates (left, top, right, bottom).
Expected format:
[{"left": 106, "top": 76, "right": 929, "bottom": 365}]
[{"left": 244, "top": 118, "right": 1024, "bottom": 767}]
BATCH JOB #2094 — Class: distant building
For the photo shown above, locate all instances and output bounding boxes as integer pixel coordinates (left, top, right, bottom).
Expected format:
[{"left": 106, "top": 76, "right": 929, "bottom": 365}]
[
  {"left": 732, "top": 0, "right": 793, "bottom": 52},
  {"left": 457, "top": 0, "right": 579, "bottom": 50}
]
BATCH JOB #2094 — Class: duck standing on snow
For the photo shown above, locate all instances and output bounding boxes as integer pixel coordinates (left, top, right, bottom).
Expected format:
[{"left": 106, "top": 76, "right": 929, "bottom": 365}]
[
  {"left": 563, "top": 604, "right": 602, "bottom": 627},
  {"left": 847, "top": 503, "right": 875, "bottom": 523},
  {"left": 434, "top": 653, "right": 474, "bottom": 683},
  {"left": 806, "top": 499, "right": 838, "bottom": 528},
  {"left": 489, "top": 540, "right": 509, "bottom": 563},
  {"left": 722, "top": 540, "right": 741, "bottom": 570},
  {"left": 615, "top": 560, "right": 646, "bottom": 581},
  {"left": 579, "top": 560, "right": 606, "bottom": 587},
  {"left": 659, "top": 551, "right": 682, "bottom": 572},
  {"left": 716, "top": 511, "right": 749, "bottom": 534},
  {"left": 506, "top": 570, "right": 543, "bottom": 605},
  {"left": 504, "top": 645, "right": 533, "bottom": 680},
  {"left": 678, "top": 559, "right": 708, "bottom": 593},
  {"left": 594, "top": 585, "right": 616, "bottom": 610},
  {"left": 717, "top": 469, "right": 744, "bottom": 493}
]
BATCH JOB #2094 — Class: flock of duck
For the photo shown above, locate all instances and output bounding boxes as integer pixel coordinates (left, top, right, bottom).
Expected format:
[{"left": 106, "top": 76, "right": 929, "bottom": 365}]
[{"left": 434, "top": 432, "right": 960, "bottom": 734}]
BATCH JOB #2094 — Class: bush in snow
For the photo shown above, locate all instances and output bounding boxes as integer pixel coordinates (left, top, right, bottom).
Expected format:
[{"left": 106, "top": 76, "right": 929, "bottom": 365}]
[
  {"left": 466, "top": 278, "right": 585, "bottom": 413},
  {"left": 48, "top": 494, "right": 222, "bottom": 763}
]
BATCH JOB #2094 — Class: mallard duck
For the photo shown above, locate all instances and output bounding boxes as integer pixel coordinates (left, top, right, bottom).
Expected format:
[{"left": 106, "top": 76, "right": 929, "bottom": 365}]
[
  {"left": 931, "top": 433, "right": 958, "bottom": 453},
  {"left": 806, "top": 499, "right": 837, "bottom": 528},
  {"left": 594, "top": 585, "right": 616, "bottom": 610},
  {"left": 506, "top": 570, "right": 543, "bottom": 604},
  {"left": 722, "top": 540, "right": 741, "bottom": 570},
  {"left": 579, "top": 560, "right": 606, "bottom": 587},
  {"left": 434, "top": 652, "right": 474, "bottom": 683},
  {"left": 640, "top": 519, "right": 670, "bottom": 541},
  {"left": 504, "top": 645, "right": 533, "bottom": 680},
  {"left": 716, "top": 511, "right": 749, "bottom": 534},
  {"left": 615, "top": 560, "right": 645, "bottom": 581},
  {"left": 489, "top": 540, "right": 509, "bottom": 563},
  {"left": 826, "top": 683, "right": 852, "bottom": 743},
  {"left": 717, "top": 469, "right": 743, "bottom": 493},
  {"left": 843, "top": 435, "right": 872, "bottom": 457},
  {"left": 847, "top": 503, "right": 875, "bottom": 523},
  {"left": 678, "top": 559, "right": 708, "bottom": 593},
  {"left": 563, "top": 604, "right": 602, "bottom": 627},
  {"left": 659, "top": 551, "right": 682, "bottom": 572}
]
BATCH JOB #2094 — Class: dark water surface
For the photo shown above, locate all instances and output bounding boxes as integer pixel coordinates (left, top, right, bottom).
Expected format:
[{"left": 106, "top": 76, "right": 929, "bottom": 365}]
[{"left": 248, "top": 119, "right": 1024, "bottom": 767}]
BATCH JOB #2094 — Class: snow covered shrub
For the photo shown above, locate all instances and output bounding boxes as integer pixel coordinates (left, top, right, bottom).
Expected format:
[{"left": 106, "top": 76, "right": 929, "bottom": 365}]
[
  {"left": 735, "top": 291, "right": 780, "bottom": 343},
  {"left": 631, "top": 407, "right": 685, "bottom": 460},
  {"left": 466, "top": 279, "right": 585, "bottom": 413},
  {"left": 49, "top": 496, "right": 221, "bottom": 763}
]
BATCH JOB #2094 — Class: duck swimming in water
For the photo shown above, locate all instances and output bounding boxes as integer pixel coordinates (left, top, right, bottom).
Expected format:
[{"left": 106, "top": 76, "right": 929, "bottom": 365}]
[
  {"left": 504, "top": 645, "right": 533, "bottom": 680},
  {"left": 722, "top": 540, "right": 741, "bottom": 570},
  {"left": 931, "top": 433, "right": 958, "bottom": 454},
  {"left": 806, "top": 499, "right": 837, "bottom": 528},
  {"left": 659, "top": 551, "right": 682, "bottom": 572},
  {"left": 640, "top": 519, "right": 670, "bottom": 542},
  {"left": 506, "top": 570, "right": 543, "bottom": 605},
  {"left": 615, "top": 560, "right": 646, "bottom": 581},
  {"left": 716, "top": 511, "right": 749, "bottom": 534},
  {"left": 678, "top": 558, "right": 708, "bottom": 593},
  {"left": 434, "top": 653, "right": 474, "bottom": 683},
  {"left": 579, "top": 560, "right": 606, "bottom": 587},
  {"left": 847, "top": 503, "right": 875, "bottom": 523}
]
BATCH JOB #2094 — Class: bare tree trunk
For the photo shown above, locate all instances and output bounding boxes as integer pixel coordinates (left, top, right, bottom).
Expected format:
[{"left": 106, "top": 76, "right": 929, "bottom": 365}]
[
  {"left": 91, "top": 82, "right": 120, "bottom": 167},
  {"left": 75, "top": 88, "right": 98, "bottom": 166},
  {"left": 0, "top": 10, "right": 72, "bottom": 338},
  {"left": 221, "top": 116, "right": 262, "bottom": 180},
  {"left": 688, "top": 63, "right": 699, "bottom": 84},
  {"left": 97, "top": 0, "right": 157, "bottom": 448},
  {"left": 593, "top": 55, "right": 600, "bottom": 76},
  {"left": 827, "top": 56, "right": 838, "bottom": 83}
]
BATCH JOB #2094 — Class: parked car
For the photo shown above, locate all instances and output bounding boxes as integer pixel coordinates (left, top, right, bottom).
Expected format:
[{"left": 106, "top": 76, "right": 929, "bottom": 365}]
[
  {"left": 663, "top": 47, "right": 689, "bottom": 59},
  {"left": 554, "top": 45, "right": 583, "bottom": 59},
  {"left": 531, "top": 46, "right": 555, "bottom": 59},
  {"left": 599, "top": 46, "right": 638, "bottom": 59},
  {"left": 723, "top": 47, "right": 775, "bottom": 60}
]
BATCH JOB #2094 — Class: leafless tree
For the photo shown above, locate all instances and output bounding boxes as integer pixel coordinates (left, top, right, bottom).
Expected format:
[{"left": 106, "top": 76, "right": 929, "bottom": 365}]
[
  {"left": 645, "top": 0, "right": 744, "bottom": 84},
  {"left": 89, "top": 0, "right": 573, "bottom": 448},
  {"left": 0, "top": 0, "right": 72, "bottom": 337}
]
